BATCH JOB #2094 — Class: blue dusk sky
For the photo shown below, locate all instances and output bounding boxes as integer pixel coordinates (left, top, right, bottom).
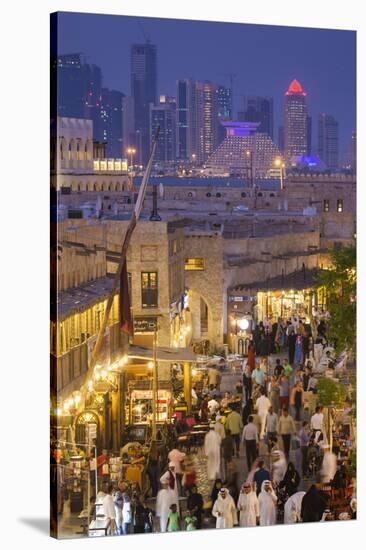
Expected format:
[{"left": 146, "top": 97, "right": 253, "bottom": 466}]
[{"left": 56, "top": 11, "right": 356, "bottom": 159}]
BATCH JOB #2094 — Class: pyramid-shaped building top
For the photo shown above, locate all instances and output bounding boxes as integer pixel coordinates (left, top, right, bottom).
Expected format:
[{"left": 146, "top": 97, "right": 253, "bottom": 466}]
[{"left": 285, "top": 79, "right": 307, "bottom": 96}]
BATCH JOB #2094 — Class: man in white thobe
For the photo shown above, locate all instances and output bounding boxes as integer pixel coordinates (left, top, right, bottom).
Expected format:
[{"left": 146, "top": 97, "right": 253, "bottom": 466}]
[
  {"left": 237, "top": 482, "right": 259, "bottom": 527},
  {"left": 270, "top": 450, "right": 287, "bottom": 487},
  {"left": 204, "top": 424, "right": 222, "bottom": 481},
  {"left": 160, "top": 462, "right": 180, "bottom": 511},
  {"left": 284, "top": 491, "right": 306, "bottom": 524},
  {"left": 320, "top": 445, "right": 337, "bottom": 483},
  {"left": 258, "top": 480, "right": 277, "bottom": 526},
  {"left": 255, "top": 389, "right": 272, "bottom": 439},
  {"left": 212, "top": 488, "right": 238, "bottom": 529},
  {"left": 156, "top": 482, "right": 176, "bottom": 533}
]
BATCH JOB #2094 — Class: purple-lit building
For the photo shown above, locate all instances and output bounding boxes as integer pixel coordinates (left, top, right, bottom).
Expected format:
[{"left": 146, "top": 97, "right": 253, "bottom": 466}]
[{"left": 206, "top": 121, "right": 281, "bottom": 177}]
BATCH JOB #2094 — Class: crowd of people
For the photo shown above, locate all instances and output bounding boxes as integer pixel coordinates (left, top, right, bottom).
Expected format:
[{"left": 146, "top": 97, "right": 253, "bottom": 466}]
[{"left": 95, "top": 313, "right": 355, "bottom": 534}]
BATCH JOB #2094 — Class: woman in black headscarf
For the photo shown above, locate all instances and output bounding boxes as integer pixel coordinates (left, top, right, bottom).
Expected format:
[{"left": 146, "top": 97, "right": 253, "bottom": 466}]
[
  {"left": 300, "top": 484, "right": 328, "bottom": 522},
  {"left": 279, "top": 462, "right": 301, "bottom": 497}
]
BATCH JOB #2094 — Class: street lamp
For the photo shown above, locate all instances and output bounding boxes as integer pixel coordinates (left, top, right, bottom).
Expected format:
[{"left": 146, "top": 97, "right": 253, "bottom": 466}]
[
  {"left": 126, "top": 147, "right": 136, "bottom": 172},
  {"left": 274, "top": 157, "right": 285, "bottom": 191}
]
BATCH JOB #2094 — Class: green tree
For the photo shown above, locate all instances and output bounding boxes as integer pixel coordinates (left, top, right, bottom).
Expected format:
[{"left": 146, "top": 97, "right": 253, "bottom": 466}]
[
  {"left": 317, "top": 245, "right": 356, "bottom": 354},
  {"left": 316, "top": 377, "right": 348, "bottom": 408}
]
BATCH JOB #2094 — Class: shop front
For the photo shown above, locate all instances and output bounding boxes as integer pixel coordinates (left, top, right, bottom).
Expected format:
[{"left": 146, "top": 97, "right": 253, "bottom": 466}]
[{"left": 227, "top": 268, "right": 327, "bottom": 353}]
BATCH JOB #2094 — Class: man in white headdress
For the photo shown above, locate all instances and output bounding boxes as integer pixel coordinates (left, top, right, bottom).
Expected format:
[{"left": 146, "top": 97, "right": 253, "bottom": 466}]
[
  {"left": 255, "top": 388, "right": 272, "bottom": 439},
  {"left": 319, "top": 443, "right": 337, "bottom": 483},
  {"left": 271, "top": 450, "right": 287, "bottom": 487},
  {"left": 284, "top": 491, "right": 306, "bottom": 524},
  {"left": 156, "top": 480, "right": 176, "bottom": 532},
  {"left": 214, "top": 414, "right": 225, "bottom": 441},
  {"left": 237, "top": 482, "right": 259, "bottom": 527},
  {"left": 160, "top": 462, "right": 180, "bottom": 510},
  {"left": 258, "top": 480, "right": 277, "bottom": 526},
  {"left": 204, "top": 423, "right": 222, "bottom": 481},
  {"left": 212, "top": 487, "right": 238, "bottom": 529}
]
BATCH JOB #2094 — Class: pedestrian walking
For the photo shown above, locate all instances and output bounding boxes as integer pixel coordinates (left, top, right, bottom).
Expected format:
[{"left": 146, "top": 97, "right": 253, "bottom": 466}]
[
  {"left": 241, "top": 415, "right": 259, "bottom": 470},
  {"left": 221, "top": 428, "right": 234, "bottom": 479},
  {"left": 212, "top": 488, "right": 238, "bottom": 529},
  {"left": 237, "top": 482, "right": 259, "bottom": 527},
  {"left": 279, "top": 375, "right": 290, "bottom": 411},
  {"left": 166, "top": 503, "right": 180, "bottom": 532},
  {"left": 255, "top": 388, "right": 271, "bottom": 439},
  {"left": 225, "top": 406, "right": 243, "bottom": 457},
  {"left": 290, "top": 381, "right": 304, "bottom": 421},
  {"left": 265, "top": 406, "right": 279, "bottom": 453},
  {"left": 156, "top": 481, "right": 176, "bottom": 533},
  {"left": 204, "top": 424, "right": 222, "bottom": 481},
  {"left": 299, "top": 421, "right": 310, "bottom": 477},
  {"left": 278, "top": 408, "right": 296, "bottom": 459},
  {"left": 258, "top": 480, "right": 277, "bottom": 526},
  {"left": 253, "top": 459, "right": 270, "bottom": 496}
]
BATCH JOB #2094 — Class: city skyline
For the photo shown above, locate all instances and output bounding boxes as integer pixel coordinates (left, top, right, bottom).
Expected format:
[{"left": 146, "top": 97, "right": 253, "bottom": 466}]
[{"left": 56, "top": 12, "right": 356, "bottom": 159}]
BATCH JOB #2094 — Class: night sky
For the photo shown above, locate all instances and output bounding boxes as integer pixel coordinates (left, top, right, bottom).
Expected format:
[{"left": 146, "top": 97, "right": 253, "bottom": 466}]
[{"left": 56, "top": 11, "right": 356, "bottom": 159}]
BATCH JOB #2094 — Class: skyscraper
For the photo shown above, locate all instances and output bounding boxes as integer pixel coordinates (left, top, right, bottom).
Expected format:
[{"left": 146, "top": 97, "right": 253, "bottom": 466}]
[
  {"left": 57, "top": 53, "right": 85, "bottom": 118},
  {"left": 238, "top": 96, "right": 274, "bottom": 139},
  {"left": 57, "top": 54, "right": 103, "bottom": 124},
  {"left": 195, "top": 81, "right": 219, "bottom": 163},
  {"left": 318, "top": 114, "right": 339, "bottom": 171},
  {"left": 306, "top": 115, "right": 312, "bottom": 156},
  {"left": 217, "top": 85, "right": 232, "bottom": 143},
  {"left": 131, "top": 42, "right": 157, "bottom": 165},
  {"left": 97, "top": 89, "right": 125, "bottom": 158},
  {"left": 150, "top": 98, "right": 176, "bottom": 163},
  {"left": 176, "top": 79, "right": 197, "bottom": 161},
  {"left": 284, "top": 79, "right": 308, "bottom": 163}
]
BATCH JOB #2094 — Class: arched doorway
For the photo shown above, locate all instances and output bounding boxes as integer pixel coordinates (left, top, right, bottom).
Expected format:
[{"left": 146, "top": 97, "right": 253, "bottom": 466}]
[{"left": 75, "top": 410, "right": 99, "bottom": 446}]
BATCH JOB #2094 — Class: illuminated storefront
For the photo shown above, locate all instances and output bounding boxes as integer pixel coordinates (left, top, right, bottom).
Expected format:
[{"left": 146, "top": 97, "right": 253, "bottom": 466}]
[{"left": 227, "top": 268, "right": 327, "bottom": 352}]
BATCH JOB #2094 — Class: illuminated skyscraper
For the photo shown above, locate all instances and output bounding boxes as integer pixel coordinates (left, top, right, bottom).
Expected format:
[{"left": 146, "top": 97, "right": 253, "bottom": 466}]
[
  {"left": 284, "top": 79, "right": 308, "bottom": 163},
  {"left": 318, "top": 113, "right": 339, "bottom": 170},
  {"left": 176, "top": 79, "right": 220, "bottom": 163},
  {"left": 131, "top": 42, "right": 157, "bottom": 164}
]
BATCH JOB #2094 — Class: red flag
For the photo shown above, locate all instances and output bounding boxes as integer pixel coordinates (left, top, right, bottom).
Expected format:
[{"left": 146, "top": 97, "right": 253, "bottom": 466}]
[{"left": 120, "top": 260, "right": 133, "bottom": 336}]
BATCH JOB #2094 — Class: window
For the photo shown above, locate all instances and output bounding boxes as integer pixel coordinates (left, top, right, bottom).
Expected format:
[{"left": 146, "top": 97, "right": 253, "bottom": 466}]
[
  {"left": 323, "top": 199, "right": 330, "bottom": 212},
  {"left": 206, "top": 192, "right": 211, "bottom": 197},
  {"left": 216, "top": 192, "right": 221, "bottom": 198},
  {"left": 241, "top": 192, "right": 247, "bottom": 198},
  {"left": 141, "top": 272, "right": 158, "bottom": 308},
  {"left": 185, "top": 258, "right": 205, "bottom": 271},
  {"left": 337, "top": 199, "right": 343, "bottom": 213}
]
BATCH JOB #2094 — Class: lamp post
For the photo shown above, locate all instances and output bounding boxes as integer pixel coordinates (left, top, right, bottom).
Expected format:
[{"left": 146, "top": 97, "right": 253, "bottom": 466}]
[
  {"left": 274, "top": 157, "right": 285, "bottom": 191},
  {"left": 126, "top": 147, "right": 136, "bottom": 173}
]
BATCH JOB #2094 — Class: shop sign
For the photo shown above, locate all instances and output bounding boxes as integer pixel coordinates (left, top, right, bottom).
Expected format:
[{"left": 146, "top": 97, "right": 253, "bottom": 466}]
[
  {"left": 229, "top": 295, "right": 255, "bottom": 302},
  {"left": 133, "top": 317, "right": 157, "bottom": 333}
]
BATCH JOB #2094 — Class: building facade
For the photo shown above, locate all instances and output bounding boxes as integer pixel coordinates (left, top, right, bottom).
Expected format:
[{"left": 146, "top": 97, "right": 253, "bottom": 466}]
[
  {"left": 238, "top": 96, "right": 274, "bottom": 139},
  {"left": 318, "top": 113, "right": 339, "bottom": 170},
  {"left": 150, "top": 100, "right": 177, "bottom": 163}
]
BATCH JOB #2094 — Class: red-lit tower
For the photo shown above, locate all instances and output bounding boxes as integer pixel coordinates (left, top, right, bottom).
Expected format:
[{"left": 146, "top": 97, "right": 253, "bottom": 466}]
[{"left": 284, "top": 79, "right": 308, "bottom": 163}]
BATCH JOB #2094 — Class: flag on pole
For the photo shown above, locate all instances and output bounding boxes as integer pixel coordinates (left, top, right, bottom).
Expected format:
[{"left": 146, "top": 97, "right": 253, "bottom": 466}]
[{"left": 120, "top": 260, "right": 133, "bottom": 335}]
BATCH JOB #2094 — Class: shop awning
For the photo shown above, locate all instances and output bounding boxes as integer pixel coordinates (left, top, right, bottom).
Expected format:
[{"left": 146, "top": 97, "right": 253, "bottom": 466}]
[
  {"left": 229, "top": 267, "right": 327, "bottom": 293},
  {"left": 128, "top": 345, "right": 197, "bottom": 363}
]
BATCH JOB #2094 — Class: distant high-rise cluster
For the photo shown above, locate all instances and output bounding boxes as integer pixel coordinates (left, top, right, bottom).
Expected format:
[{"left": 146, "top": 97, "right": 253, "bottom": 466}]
[
  {"left": 56, "top": 47, "right": 348, "bottom": 174},
  {"left": 57, "top": 53, "right": 124, "bottom": 159}
]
